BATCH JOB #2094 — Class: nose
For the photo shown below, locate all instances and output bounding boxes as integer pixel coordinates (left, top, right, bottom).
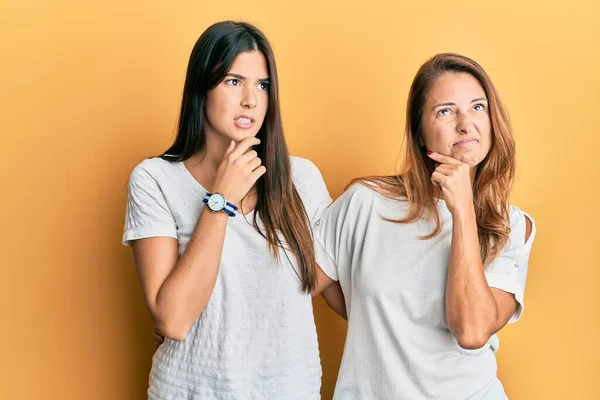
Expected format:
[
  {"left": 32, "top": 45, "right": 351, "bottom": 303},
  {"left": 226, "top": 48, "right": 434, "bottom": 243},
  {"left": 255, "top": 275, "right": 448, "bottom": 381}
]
[
  {"left": 455, "top": 112, "right": 474, "bottom": 135},
  {"left": 240, "top": 86, "right": 257, "bottom": 109}
]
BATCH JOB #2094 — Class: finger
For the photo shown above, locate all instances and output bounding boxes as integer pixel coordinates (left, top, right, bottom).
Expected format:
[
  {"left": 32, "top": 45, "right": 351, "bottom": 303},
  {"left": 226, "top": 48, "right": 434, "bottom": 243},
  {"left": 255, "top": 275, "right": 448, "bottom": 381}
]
[
  {"left": 249, "top": 165, "right": 267, "bottom": 182},
  {"left": 230, "top": 137, "right": 261, "bottom": 159},
  {"left": 223, "top": 140, "right": 236, "bottom": 158},
  {"left": 427, "top": 150, "right": 461, "bottom": 165},
  {"left": 247, "top": 157, "right": 262, "bottom": 171},
  {"left": 434, "top": 164, "right": 454, "bottom": 176},
  {"left": 238, "top": 150, "right": 258, "bottom": 164},
  {"left": 431, "top": 171, "right": 446, "bottom": 187}
]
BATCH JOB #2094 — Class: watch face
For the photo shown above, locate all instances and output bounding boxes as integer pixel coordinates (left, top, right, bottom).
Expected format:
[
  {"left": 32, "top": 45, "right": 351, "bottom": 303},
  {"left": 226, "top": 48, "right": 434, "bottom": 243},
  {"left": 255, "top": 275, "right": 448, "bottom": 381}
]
[{"left": 208, "top": 193, "right": 226, "bottom": 212}]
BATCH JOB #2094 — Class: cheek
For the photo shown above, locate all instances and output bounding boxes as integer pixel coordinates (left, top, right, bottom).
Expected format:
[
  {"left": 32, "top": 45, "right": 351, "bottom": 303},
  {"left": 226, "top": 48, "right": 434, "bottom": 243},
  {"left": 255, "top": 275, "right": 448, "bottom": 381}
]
[
  {"left": 205, "top": 91, "right": 231, "bottom": 123},
  {"left": 256, "top": 94, "right": 269, "bottom": 120},
  {"left": 252, "top": 93, "right": 269, "bottom": 125},
  {"left": 476, "top": 116, "right": 492, "bottom": 145},
  {"left": 204, "top": 92, "right": 219, "bottom": 117},
  {"left": 422, "top": 120, "right": 454, "bottom": 150}
]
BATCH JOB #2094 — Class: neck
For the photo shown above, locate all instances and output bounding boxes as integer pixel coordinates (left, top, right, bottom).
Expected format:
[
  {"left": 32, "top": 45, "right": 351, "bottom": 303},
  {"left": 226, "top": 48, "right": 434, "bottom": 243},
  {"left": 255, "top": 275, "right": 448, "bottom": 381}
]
[
  {"left": 469, "top": 166, "right": 478, "bottom": 183},
  {"left": 187, "top": 130, "right": 231, "bottom": 189},
  {"left": 204, "top": 131, "right": 231, "bottom": 169}
]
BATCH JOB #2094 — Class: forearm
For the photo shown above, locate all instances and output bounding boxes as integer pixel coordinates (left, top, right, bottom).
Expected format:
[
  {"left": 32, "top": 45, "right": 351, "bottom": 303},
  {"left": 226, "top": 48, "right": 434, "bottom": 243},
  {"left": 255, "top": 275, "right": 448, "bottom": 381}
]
[
  {"left": 155, "top": 210, "right": 228, "bottom": 340},
  {"left": 446, "top": 205, "right": 498, "bottom": 348}
]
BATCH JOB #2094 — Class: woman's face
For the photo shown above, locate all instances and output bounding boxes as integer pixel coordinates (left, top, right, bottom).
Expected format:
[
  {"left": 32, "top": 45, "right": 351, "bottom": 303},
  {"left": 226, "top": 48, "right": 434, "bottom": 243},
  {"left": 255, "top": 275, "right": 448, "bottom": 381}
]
[
  {"left": 204, "top": 50, "right": 270, "bottom": 143},
  {"left": 420, "top": 72, "right": 492, "bottom": 167}
]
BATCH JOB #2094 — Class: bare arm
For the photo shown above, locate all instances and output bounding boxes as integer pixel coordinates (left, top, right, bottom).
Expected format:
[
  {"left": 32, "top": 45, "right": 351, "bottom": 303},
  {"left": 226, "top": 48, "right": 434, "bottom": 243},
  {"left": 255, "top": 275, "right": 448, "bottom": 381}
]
[
  {"left": 313, "top": 267, "right": 347, "bottom": 320},
  {"left": 133, "top": 211, "right": 228, "bottom": 341},
  {"left": 445, "top": 207, "right": 532, "bottom": 349},
  {"left": 429, "top": 151, "right": 532, "bottom": 349},
  {"left": 321, "top": 282, "right": 347, "bottom": 320},
  {"left": 131, "top": 138, "right": 265, "bottom": 341}
]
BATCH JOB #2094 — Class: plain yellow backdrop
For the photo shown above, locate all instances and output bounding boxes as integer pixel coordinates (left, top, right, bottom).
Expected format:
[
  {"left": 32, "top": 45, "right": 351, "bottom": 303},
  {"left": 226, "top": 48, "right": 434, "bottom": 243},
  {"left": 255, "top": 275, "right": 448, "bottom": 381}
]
[{"left": 1, "top": 0, "right": 598, "bottom": 399}]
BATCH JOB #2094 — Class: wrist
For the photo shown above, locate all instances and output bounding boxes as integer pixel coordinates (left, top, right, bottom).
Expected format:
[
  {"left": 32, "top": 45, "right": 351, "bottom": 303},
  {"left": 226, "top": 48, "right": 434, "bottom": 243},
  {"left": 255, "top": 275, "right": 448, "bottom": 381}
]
[
  {"left": 452, "top": 202, "right": 476, "bottom": 222},
  {"left": 210, "top": 188, "right": 239, "bottom": 206},
  {"left": 203, "top": 192, "right": 238, "bottom": 217}
]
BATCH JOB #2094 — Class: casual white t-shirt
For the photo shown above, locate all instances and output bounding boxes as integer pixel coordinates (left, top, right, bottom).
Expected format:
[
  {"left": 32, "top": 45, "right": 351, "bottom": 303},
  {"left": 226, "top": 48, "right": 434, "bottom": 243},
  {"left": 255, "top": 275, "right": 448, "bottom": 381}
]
[
  {"left": 123, "top": 156, "right": 331, "bottom": 400},
  {"left": 314, "top": 183, "right": 535, "bottom": 400}
]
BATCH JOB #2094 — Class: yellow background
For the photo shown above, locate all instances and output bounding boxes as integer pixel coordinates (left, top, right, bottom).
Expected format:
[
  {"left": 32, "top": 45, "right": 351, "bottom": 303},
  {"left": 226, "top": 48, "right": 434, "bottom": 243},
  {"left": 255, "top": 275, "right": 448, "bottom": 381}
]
[{"left": 1, "top": 1, "right": 598, "bottom": 399}]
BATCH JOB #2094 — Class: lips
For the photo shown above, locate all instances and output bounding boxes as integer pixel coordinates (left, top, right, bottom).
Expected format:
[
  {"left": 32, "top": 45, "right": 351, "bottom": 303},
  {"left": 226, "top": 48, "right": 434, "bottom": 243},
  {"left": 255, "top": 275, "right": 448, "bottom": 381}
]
[
  {"left": 234, "top": 114, "right": 255, "bottom": 123},
  {"left": 453, "top": 139, "right": 478, "bottom": 147},
  {"left": 234, "top": 114, "right": 255, "bottom": 129}
]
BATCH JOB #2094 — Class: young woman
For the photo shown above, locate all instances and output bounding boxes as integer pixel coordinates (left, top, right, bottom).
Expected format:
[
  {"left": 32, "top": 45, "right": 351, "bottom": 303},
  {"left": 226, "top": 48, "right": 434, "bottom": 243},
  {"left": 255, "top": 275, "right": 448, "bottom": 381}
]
[
  {"left": 123, "top": 21, "right": 341, "bottom": 399},
  {"left": 315, "top": 53, "right": 536, "bottom": 399}
]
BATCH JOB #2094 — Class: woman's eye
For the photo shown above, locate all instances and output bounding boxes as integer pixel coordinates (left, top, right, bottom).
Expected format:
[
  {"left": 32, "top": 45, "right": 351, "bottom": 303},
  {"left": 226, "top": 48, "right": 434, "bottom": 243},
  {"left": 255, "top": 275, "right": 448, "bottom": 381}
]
[
  {"left": 225, "top": 79, "right": 239, "bottom": 86},
  {"left": 474, "top": 103, "right": 486, "bottom": 111},
  {"left": 437, "top": 108, "right": 451, "bottom": 116},
  {"left": 258, "top": 82, "right": 269, "bottom": 91}
]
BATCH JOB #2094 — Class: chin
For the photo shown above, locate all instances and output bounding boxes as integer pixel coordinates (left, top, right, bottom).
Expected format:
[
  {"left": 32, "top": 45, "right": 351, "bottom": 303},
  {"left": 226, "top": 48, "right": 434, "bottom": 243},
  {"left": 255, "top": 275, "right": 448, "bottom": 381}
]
[
  {"left": 453, "top": 153, "right": 482, "bottom": 167},
  {"left": 229, "top": 130, "right": 260, "bottom": 142}
]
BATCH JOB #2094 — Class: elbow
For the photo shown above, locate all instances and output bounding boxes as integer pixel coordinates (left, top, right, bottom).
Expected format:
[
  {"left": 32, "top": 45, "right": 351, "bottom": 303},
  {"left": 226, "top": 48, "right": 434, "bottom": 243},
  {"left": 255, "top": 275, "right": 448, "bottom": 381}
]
[
  {"left": 452, "top": 326, "right": 492, "bottom": 350},
  {"left": 155, "top": 318, "right": 191, "bottom": 342},
  {"left": 455, "top": 333, "right": 489, "bottom": 350},
  {"left": 447, "top": 310, "right": 496, "bottom": 350},
  {"left": 164, "top": 328, "right": 188, "bottom": 342}
]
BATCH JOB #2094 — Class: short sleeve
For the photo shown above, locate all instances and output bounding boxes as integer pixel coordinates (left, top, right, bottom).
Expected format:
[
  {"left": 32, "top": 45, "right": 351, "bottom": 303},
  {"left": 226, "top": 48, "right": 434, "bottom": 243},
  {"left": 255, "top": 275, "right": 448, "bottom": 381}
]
[
  {"left": 307, "top": 161, "right": 332, "bottom": 226},
  {"left": 122, "top": 162, "right": 178, "bottom": 246},
  {"left": 314, "top": 184, "right": 373, "bottom": 282},
  {"left": 485, "top": 206, "right": 536, "bottom": 323},
  {"left": 290, "top": 157, "right": 332, "bottom": 226}
]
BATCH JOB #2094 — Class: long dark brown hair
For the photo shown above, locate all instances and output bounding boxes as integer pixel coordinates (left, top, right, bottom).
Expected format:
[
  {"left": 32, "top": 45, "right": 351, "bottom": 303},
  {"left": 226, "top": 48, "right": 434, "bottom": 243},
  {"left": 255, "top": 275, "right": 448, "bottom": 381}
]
[
  {"left": 353, "top": 53, "right": 515, "bottom": 267},
  {"left": 162, "top": 21, "right": 317, "bottom": 292}
]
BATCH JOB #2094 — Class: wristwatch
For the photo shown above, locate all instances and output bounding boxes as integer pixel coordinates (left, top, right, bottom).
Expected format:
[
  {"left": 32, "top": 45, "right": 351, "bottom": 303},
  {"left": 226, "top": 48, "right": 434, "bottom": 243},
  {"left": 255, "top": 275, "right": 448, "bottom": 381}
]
[{"left": 202, "top": 192, "right": 238, "bottom": 217}]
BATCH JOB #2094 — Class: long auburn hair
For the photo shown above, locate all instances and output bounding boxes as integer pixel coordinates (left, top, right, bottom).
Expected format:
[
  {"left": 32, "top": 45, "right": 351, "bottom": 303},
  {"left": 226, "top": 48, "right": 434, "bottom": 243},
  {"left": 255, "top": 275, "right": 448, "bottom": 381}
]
[
  {"left": 162, "top": 21, "right": 317, "bottom": 292},
  {"left": 352, "top": 53, "right": 515, "bottom": 267}
]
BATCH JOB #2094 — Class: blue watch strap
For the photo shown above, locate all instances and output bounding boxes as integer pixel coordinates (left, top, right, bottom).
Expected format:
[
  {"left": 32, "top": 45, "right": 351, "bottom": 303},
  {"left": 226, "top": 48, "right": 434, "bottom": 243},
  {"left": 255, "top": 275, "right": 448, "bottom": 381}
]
[
  {"left": 222, "top": 203, "right": 238, "bottom": 217},
  {"left": 203, "top": 192, "right": 238, "bottom": 217}
]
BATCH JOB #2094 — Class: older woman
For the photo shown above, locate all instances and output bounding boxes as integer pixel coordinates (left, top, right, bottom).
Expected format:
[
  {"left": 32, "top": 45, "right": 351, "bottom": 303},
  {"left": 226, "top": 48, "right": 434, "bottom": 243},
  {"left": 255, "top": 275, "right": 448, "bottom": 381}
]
[{"left": 315, "top": 53, "right": 535, "bottom": 400}]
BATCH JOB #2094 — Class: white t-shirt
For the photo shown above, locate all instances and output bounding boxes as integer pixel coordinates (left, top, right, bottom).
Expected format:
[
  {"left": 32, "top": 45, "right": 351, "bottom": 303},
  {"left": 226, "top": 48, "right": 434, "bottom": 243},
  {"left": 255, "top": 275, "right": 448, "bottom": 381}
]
[
  {"left": 123, "top": 156, "right": 331, "bottom": 400},
  {"left": 314, "top": 183, "right": 535, "bottom": 400}
]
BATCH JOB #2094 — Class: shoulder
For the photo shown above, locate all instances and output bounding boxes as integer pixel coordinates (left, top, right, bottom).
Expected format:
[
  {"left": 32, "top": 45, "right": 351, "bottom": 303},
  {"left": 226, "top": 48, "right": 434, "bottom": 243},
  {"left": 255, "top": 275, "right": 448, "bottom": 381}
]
[
  {"left": 332, "top": 182, "right": 380, "bottom": 212},
  {"left": 508, "top": 205, "right": 536, "bottom": 246},
  {"left": 290, "top": 156, "right": 320, "bottom": 177},
  {"left": 344, "top": 181, "right": 379, "bottom": 201},
  {"left": 289, "top": 155, "right": 324, "bottom": 190},
  {"left": 129, "top": 157, "right": 178, "bottom": 184}
]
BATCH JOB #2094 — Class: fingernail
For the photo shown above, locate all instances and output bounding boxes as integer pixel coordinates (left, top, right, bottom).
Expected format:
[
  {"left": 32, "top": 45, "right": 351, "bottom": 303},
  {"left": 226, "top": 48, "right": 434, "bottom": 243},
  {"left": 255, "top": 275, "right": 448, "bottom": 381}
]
[{"left": 426, "top": 150, "right": 432, "bottom": 155}]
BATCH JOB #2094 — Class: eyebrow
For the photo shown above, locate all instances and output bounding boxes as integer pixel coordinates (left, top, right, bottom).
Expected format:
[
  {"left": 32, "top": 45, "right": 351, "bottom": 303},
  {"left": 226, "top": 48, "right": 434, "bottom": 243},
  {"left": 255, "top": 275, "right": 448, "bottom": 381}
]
[
  {"left": 226, "top": 73, "right": 270, "bottom": 82},
  {"left": 432, "top": 97, "right": 488, "bottom": 111}
]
